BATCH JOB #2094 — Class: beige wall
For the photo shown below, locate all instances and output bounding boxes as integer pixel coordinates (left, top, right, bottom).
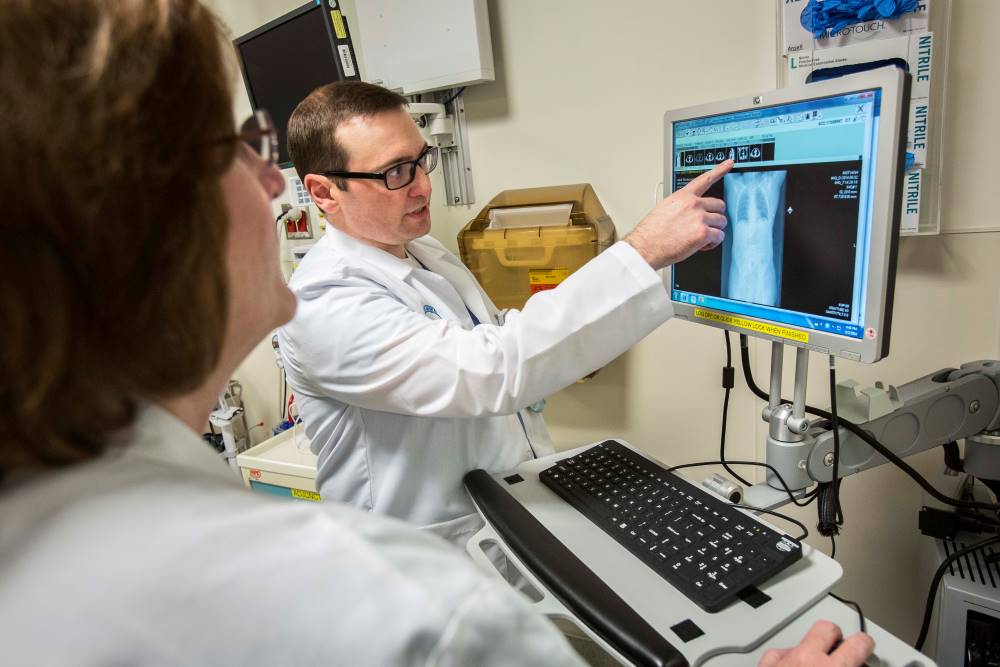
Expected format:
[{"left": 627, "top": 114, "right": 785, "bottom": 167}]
[{"left": 214, "top": 0, "right": 999, "bottom": 642}]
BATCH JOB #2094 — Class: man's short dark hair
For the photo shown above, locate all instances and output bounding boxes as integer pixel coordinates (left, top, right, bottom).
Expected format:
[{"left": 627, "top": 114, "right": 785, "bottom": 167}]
[{"left": 287, "top": 80, "right": 408, "bottom": 186}]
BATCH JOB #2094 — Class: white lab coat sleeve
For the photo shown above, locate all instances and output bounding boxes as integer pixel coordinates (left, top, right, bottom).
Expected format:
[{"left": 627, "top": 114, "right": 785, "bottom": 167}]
[
  {"left": 426, "top": 580, "right": 586, "bottom": 667},
  {"left": 285, "top": 241, "right": 671, "bottom": 417}
]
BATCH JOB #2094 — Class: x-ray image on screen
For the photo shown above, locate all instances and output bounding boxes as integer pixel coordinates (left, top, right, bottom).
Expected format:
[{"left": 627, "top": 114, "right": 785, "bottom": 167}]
[
  {"left": 674, "top": 160, "right": 861, "bottom": 322},
  {"left": 721, "top": 171, "right": 787, "bottom": 307}
]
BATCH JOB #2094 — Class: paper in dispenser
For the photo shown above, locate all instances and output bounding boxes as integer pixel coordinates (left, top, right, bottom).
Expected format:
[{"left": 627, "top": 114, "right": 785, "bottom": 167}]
[
  {"left": 458, "top": 184, "right": 617, "bottom": 312},
  {"left": 488, "top": 203, "right": 572, "bottom": 229}
]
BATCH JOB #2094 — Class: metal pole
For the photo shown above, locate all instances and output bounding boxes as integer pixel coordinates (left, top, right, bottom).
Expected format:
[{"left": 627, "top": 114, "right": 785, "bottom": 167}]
[
  {"left": 768, "top": 341, "right": 783, "bottom": 413},
  {"left": 792, "top": 346, "right": 809, "bottom": 422}
]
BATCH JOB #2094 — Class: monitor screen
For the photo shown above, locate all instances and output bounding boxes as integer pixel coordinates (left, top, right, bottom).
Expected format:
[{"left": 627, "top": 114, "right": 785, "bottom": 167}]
[
  {"left": 235, "top": 2, "right": 358, "bottom": 168},
  {"left": 664, "top": 67, "right": 909, "bottom": 363}
]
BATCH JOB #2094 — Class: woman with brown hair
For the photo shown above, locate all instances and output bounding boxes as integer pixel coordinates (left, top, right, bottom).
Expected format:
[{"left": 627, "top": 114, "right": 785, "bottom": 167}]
[
  {"left": 0, "top": 0, "right": 585, "bottom": 664},
  {"left": 0, "top": 1, "right": 872, "bottom": 665}
]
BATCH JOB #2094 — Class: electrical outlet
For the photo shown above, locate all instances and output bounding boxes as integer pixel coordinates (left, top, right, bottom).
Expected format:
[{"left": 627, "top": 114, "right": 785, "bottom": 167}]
[{"left": 281, "top": 207, "right": 313, "bottom": 240}]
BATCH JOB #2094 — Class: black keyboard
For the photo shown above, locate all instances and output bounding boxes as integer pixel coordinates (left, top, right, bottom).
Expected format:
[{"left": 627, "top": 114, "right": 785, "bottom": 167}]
[{"left": 539, "top": 440, "right": 802, "bottom": 613}]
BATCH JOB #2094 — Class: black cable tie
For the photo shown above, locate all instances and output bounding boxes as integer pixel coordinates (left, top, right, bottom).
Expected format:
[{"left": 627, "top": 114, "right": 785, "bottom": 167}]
[
  {"left": 942, "top": 441, "right": 964, "bottom": 472},
  {"left": 722, "top": 366, "right": 735, "bottom": 389}
]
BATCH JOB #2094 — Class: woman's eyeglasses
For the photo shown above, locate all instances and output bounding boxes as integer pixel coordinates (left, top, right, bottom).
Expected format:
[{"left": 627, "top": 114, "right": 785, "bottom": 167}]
[{"left": 233, "top": 109, "right": 279, "bottom": 167}]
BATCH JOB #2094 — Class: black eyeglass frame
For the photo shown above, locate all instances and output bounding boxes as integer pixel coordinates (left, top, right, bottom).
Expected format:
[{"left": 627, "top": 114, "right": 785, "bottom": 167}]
[
  {"left": 237, "top": 109, "right": 279, "bottom": 167},
  {"left": 322, "top": 144, "right": 439, "bottom": 191},
  {"left": 209, "top": 109, "right": 278, "bottom": 166}
]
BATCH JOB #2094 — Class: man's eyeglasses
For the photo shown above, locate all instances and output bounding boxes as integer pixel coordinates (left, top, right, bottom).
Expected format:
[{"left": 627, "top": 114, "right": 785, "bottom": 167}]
[
  {"left": 236, "top": 109, "right": 279, "bottom": 167},
  {"left": 323, "top": 145, "right": 439, "bottom": 191}
]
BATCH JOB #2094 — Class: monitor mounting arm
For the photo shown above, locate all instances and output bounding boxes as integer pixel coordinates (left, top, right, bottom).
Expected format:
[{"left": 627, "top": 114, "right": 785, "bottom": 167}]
[
  {"left": 405, "top": 103, "right": 454, "bottom": 142},
  {"left": 743, "top": 343, "right": 1000, "bottom": 510},
  {"left": 405, "top": 96, "right": 475, "bottom": 207},
  {"left": 805, "top": 359, "right": 1000, "bottom": 483}
]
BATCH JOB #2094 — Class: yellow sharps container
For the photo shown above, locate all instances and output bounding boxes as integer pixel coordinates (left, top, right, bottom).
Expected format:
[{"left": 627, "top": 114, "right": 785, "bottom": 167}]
[{"left": 457, "top": 184, "right": 617, "bottom": 310}]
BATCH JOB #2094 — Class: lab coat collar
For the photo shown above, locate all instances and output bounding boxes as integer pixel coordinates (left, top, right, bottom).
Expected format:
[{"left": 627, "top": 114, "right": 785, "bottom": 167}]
[
  {"left": 111, "top": 403, "right": 241, "bottom": 486},
  {"left": 413, "top": 249, "right": 494, "bottom": 325},
  {"left": 405, "top": 237, "right": 451, "bottom": 264},
  {"left": 322, "top": 225, "right": 494, "bottom": 323},
  {"left": 323, "top": 225, "right": 415, "bottom": 281}
]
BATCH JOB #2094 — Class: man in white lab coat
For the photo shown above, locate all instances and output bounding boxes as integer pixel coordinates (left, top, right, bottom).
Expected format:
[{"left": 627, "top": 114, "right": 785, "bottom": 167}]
[{"left": 279, "top": 81, "right": 730, "bottom": 546}]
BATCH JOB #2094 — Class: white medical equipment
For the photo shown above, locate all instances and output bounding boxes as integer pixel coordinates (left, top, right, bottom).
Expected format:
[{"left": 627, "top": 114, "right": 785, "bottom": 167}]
[
  {"left": 208, "top": 380, "right": 250, "bottom": 470},
  {"left": 463, "top": 67, "right": 988, "bottom": 665},
  {"left": 236, "top": 426, "right": 319, "bottom": 502}
]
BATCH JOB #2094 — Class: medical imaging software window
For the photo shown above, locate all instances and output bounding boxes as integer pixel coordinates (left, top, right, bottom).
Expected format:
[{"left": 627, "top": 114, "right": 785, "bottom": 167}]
[{"left": 671, "top": 89, "right": 881, "bottom": 340}]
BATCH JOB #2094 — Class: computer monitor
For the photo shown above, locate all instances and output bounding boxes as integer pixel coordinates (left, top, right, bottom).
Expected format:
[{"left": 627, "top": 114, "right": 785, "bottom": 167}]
[
  {"left": 235, "top": 1, "right": 360, "bottom": 168},
  {"left": 664, "top": 67, "right": 909, "bottom": 363}
]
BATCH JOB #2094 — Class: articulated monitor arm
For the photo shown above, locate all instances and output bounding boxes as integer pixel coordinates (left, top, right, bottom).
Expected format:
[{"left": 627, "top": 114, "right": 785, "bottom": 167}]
[{"left": 804, "top": 360, "right": 1000, "bottom": 484}]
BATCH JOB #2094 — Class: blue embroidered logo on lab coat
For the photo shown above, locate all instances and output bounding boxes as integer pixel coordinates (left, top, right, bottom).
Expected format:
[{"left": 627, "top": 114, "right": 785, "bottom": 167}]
[{"left": 423, "top": 305, "right": 441, "bottom": 319}]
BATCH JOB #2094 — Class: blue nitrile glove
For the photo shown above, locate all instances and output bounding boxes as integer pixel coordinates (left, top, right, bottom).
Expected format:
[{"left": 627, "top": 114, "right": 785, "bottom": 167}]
[{"left": 801, "top": 0, "right": 919, "bottom": 39}]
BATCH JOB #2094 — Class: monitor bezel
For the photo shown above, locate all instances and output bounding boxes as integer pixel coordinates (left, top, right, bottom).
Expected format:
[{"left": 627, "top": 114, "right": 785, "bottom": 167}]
[{"left": 663, "top": 67, "right": 909, "bottom": 364}]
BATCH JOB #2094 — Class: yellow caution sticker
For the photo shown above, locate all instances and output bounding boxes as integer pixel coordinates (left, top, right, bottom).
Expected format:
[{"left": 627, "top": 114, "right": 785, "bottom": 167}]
[
  {"left": 694, "top": 308, "right": 809, "bottom": 343},
  {"left": 291, "top": 488, "right": 322, "bottom": 502},
  {"left": 528, "top": 268, "right": 570, "bottom": 294},
  {"left": 330, "top": 10, "right": 347, "bottom": 39}
]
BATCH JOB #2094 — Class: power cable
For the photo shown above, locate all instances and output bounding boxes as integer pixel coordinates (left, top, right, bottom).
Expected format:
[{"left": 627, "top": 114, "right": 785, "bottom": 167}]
[
  {"left": 829, "top": 591, "right": 866, "bottom": 633},
  {"left": 720, "top": 331, "right": 752, "bottom": 486}
]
